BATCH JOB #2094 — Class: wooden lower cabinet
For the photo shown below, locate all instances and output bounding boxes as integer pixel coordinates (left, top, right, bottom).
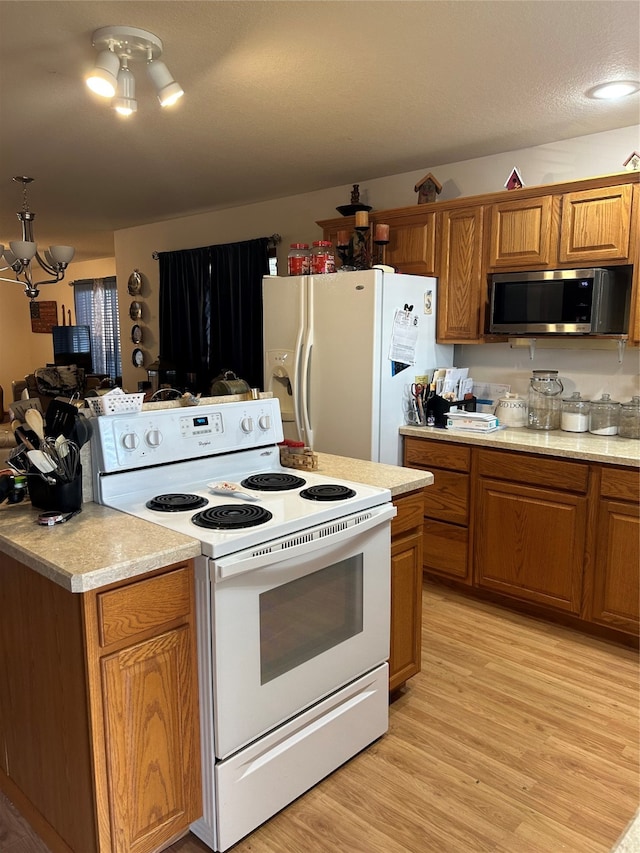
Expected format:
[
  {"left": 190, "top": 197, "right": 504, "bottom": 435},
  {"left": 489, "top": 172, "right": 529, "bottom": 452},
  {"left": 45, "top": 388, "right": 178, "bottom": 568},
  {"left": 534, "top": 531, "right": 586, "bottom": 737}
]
[
  {"left": 590, "top": 467, "right": 640, "bottom": 634},
  {"left": 389, "top": 490, "right": 424, "bottom": 691},
  {"left": 0, "top": 557, "right": 202, "bottom": 853},
  {"left": 403, "top": 435, "right": 639, "bottom": 642},
  {"left": 403, "top": 437, "right": 472, "bottom": 583},
  {"left": 474, "top": 477, "right": 587, "bottom": 613}
]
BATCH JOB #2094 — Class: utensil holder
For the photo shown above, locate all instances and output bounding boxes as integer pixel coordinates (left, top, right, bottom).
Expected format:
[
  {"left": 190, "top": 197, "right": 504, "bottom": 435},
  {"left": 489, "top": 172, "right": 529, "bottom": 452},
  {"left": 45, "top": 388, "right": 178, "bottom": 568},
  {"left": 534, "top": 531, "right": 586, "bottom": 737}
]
[{"left": 29, "top": 466, "right": 83, "bottom": 512}]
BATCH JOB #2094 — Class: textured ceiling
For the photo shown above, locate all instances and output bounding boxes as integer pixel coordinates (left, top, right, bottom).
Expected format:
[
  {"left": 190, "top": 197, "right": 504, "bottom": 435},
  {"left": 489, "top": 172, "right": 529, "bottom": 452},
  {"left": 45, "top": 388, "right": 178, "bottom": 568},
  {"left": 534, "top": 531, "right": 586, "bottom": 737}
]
[{"left": 0, "top": 0, "right": 639, "bottom": 262}]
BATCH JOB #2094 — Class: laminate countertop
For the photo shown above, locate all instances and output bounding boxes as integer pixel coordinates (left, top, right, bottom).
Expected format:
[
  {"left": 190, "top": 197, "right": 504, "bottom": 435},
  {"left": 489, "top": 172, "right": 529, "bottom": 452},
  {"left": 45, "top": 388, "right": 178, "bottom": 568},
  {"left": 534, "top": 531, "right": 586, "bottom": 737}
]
[
  {"left": 400, "top": 425, "right": 640, "bottom": 468},
  {"left": 0, "top": 454, "right": 430, "bottom": 593}
]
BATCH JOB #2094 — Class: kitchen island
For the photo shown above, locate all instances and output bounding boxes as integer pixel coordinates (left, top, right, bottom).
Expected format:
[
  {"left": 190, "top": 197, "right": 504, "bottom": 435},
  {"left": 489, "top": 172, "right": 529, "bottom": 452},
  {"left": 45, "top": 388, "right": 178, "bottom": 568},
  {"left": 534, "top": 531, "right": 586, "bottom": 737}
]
[
  {"left": 400, "top": 424, "right": 639, "bottom": 645},
  {"left": 0, "top": 453, "right": 428, "bottom": 853}
]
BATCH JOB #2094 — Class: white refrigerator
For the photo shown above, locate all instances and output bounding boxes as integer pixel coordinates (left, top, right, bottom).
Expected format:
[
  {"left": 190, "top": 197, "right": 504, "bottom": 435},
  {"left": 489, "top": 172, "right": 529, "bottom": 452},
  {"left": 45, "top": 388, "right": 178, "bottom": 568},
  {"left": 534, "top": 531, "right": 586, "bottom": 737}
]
[{"left": 263, "top": 269, "right": 454, "bottom": 465}]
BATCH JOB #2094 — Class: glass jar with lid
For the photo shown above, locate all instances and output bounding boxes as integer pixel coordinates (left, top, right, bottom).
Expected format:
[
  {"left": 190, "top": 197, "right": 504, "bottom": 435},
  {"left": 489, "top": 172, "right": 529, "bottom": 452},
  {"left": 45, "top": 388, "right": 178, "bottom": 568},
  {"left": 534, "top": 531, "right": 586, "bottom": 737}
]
[
  {"left": 311, "top": 241, "right": 336, "bottom": 275},
  {"left": 618, "top": 395, "right": 640, "bottom": 439},
  {"left": 561, "top": 392, "right": 590, "bottom": 433},
  {"left": 287, "top": 243, "right": 310, "bottom": 276},
  {"left": 588, "top": 393, "right": 620, "bottom": 435},
  {"left": 527, "top": 369, "right": 564, "bottom": 430}
]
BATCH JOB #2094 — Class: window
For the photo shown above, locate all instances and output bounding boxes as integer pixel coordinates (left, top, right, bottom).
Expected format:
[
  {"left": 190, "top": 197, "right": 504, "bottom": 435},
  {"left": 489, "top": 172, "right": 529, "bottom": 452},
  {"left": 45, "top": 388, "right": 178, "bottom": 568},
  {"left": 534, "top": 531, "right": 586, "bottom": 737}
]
[{"left": 73, "top": 276, "right": 122, "bottom": 379}]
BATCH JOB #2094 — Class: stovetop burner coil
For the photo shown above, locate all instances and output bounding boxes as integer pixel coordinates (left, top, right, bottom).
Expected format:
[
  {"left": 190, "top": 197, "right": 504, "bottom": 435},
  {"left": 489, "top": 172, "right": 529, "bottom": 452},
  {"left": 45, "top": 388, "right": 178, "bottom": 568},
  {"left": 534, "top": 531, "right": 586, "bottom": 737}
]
[
  {"left": 192, "top": 504, "right": 273, "bottom": 530},
  {"left": 240, "top": 473, "right": 306, "bottom": 491},
  {"left": 299, "top": 484, "right": 357, "bottom": 501},
  {"left": 146, "top": 493, "right": 209, "bottom": 512}
]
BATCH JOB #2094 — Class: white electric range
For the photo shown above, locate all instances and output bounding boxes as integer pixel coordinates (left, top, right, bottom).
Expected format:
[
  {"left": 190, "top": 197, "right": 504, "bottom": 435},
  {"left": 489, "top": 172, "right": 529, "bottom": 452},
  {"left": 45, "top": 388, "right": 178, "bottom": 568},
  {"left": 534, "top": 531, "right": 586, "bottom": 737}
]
[{"left": 91, "top": 398, "right": 394, "bottom": 851}]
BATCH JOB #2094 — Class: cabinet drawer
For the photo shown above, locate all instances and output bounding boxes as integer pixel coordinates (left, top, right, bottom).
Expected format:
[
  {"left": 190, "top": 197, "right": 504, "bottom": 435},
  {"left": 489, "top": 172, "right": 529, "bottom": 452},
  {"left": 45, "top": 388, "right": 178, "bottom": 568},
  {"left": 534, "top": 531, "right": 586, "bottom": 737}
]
[
  {"left": 476, "top": 448, "right": 589, "bottom": 493},
  {"left": 423, "top": 519, "right": 469, "bottom": 580},
  {"left": 423, "top": 470, "right": 469, "bottom": 525},
  {"left": 404, "top": 437, "right": 471, "bottom": 472},
  {"left": 600, "top": 467, "right": 640, "bottom": 501},
  {"left": 97, "top": 566, "right": 192, "bottom": 647},
  {"left": 392, "top": 491, "right": 425, "bottom": 537}
]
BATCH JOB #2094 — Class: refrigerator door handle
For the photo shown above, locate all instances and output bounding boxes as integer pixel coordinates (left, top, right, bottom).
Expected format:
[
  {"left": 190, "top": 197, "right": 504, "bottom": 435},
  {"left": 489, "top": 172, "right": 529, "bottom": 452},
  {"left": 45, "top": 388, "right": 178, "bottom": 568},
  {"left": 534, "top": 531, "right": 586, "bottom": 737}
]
[
  {"left": 292, "top": 322, "right": 305, "bottom": 442},
  {"left": 300, "top": 337, "right": 313, "bottom": 448},
  {"left": 300, "top": 278, "right": 313, "bottom": 448}
]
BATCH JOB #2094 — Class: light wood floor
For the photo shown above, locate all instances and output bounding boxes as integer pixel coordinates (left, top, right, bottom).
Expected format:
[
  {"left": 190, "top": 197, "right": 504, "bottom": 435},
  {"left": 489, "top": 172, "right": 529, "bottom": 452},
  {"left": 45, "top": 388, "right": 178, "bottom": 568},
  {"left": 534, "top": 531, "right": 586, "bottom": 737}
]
[{"left": 2, "top": 580, "right": 638, "bottom": 853}]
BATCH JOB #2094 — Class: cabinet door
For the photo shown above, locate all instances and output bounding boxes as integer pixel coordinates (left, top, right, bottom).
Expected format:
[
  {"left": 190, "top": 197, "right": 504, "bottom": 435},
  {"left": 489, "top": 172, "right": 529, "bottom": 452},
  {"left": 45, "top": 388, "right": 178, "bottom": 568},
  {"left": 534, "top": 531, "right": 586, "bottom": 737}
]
[
  {"left": 592, "top": 499, "right": 640, "bottom": 634},
  {"left": 475, "top": 478, "right": 586, "bottom": 613},
  {"left": 488, "top": 195, "right": 557, "bottom": 268},
  {"left": 437, "top": 205, "right": 485, "bottom": 342},
  {"left": 382, "top": 210, "right": 437, "bottom": 275},
  {"left": 559, "top": 184, "right": 634, "bottom": 263},
  {"left": 389, "top": 530, "right": 423, "bottom": 691},
  {"left": 389, "top": 493, "right": 424, "bottom": 691},
  {"left": 101, "top": 625, "right": 201, "bottom": 853}
]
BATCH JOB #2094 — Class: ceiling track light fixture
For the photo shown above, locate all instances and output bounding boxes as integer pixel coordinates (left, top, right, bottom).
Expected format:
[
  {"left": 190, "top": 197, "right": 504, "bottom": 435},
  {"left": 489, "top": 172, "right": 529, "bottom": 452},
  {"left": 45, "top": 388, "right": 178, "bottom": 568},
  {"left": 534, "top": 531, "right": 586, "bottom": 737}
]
[
  {"left": 86, "top": 25, "right": 184, "bottom": 116},
  {"left": 0, "top": 177, "right": 75, "bottom": 300}
]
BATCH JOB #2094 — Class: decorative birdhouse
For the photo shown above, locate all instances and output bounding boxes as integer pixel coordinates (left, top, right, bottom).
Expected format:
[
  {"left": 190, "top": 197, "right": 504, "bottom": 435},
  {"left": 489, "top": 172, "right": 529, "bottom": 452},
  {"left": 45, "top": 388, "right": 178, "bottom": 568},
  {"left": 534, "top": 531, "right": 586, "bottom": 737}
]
[
  {"left": 414, "top": 172, "right": 442, "bottom": 204},
  {"left": 504, "top": 167, "right": 524, "bottom": 190},
  {"left": 623, "top": 151, "right": 640, "bottom": 171}
]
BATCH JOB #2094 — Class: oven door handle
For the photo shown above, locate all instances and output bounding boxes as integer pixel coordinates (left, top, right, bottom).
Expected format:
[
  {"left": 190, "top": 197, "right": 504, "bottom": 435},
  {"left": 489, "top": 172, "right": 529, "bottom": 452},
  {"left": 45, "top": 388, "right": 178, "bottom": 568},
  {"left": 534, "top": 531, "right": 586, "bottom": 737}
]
[{"left": 214, "top": 502, "right": 397, "bottom": 579}]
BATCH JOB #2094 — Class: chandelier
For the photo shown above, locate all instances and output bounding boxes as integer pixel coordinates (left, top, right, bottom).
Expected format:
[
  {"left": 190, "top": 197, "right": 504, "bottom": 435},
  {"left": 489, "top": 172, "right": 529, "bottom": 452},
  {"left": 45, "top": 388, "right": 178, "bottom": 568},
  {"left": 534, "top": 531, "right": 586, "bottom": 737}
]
[
  {"left": 86, "top": 26, "right": 184, "bottom": 116},
  {"left": 0, "top": 177, "right": 75, "bottom": 300}
]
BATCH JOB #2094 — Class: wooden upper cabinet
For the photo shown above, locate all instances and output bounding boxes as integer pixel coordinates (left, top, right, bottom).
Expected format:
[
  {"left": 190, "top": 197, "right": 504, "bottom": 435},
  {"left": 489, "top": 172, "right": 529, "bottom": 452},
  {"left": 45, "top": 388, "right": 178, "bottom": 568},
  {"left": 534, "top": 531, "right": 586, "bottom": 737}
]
[
  {"left": 379, "top": 209, "right": 437, "bottom": 276},
  {"left": 559, "top": 183, "right": 634, "bottom": 264},
  {"left": 437, "top": 205, "right": 485, "bottom": 342},
  {"left": 488, "top": 195, "right": 558, "bottom": 268}
]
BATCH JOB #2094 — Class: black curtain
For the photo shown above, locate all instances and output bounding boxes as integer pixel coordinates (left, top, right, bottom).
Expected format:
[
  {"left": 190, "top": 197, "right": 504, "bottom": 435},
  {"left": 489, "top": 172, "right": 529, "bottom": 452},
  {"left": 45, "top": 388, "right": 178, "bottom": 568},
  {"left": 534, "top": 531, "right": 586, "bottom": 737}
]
[{"left": 158, "top": 237, "right": 269, "bottom": 392}]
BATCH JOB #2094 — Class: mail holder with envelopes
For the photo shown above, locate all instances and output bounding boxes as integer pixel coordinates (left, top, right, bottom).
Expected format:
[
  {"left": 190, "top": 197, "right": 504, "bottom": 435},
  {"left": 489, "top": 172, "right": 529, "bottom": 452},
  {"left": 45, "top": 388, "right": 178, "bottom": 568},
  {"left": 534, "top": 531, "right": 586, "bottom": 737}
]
[{"left": 426, "top": 394, "right": 477, "bottom": 428}]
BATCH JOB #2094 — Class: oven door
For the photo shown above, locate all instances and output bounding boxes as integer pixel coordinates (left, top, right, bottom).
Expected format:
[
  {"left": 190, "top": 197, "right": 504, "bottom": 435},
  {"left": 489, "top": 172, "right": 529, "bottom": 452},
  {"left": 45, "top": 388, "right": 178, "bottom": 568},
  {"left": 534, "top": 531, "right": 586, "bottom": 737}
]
[{"left": 208, "top": 502, "right": 395, "bottom": 759}]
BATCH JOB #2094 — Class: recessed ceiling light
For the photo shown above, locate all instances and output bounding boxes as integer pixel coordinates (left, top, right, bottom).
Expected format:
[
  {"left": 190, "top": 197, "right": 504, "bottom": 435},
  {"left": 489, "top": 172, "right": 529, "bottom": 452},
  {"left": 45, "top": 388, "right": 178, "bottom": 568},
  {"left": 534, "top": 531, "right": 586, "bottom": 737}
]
[{"left": 587, "top": 80, "right": 640, "bottom": 100}]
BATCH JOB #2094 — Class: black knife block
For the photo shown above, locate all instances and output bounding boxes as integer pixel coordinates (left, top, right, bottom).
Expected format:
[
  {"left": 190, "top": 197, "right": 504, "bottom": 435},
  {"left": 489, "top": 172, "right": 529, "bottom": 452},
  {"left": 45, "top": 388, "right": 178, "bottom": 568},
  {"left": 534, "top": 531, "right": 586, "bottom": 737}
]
[{"left": 425, "top": 395, "right": 477, "bottom": 428}]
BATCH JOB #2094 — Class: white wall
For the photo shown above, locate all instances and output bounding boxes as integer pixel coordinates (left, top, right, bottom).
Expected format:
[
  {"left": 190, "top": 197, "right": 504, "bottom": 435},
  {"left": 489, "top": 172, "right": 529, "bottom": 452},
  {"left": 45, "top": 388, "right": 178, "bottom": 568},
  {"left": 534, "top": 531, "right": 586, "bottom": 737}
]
[
  {"left": 114, "top": 125, "right": 640, "bottom": 396},
  {"left": 455, "top": 341, "right": 640, "bottom": 404}
]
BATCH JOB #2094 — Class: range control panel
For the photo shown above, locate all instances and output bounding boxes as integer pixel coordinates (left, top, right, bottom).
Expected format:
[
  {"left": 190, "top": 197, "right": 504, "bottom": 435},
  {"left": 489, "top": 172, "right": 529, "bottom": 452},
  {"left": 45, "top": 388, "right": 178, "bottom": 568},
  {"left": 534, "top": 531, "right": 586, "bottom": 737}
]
[{"left": 93, "top": 398, "right": 284, "bottom": 473}]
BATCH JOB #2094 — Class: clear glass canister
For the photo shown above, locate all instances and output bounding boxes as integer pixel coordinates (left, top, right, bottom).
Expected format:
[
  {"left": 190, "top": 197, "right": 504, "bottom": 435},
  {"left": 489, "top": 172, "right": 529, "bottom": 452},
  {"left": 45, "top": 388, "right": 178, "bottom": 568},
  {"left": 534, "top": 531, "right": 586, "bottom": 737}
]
[
  {"left": 527, "top": 370, "right": 564, "bottom": 430},
  {"left": 561, "top": 392, "right": 590, "bottom": 433},
  {"left": 618, "top": 395, "right": 640, "bottom": 439},
  {"left": 311, "top": 240, "right": 336, "bottom": 275},
  {"left": 588, "top": 393, "right": 620, "bottom": 435},
  {"left": 287, "top": 243, "right": 310, "bottom": 276}
]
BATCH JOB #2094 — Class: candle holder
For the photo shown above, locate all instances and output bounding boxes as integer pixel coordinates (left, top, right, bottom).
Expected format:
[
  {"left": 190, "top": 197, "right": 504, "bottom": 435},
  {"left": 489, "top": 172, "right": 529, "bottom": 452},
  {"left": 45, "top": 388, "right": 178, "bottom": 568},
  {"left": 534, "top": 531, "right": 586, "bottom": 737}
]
[{"left": 373, "top": 238, "right": 389, "bottom": 266}]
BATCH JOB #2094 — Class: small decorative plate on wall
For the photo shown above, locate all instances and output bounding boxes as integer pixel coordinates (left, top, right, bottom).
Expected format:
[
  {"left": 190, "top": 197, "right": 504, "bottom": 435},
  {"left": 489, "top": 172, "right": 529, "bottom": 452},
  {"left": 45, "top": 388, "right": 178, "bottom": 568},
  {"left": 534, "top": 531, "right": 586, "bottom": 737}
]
[
  {"left": 127, "top": 269, "right": 143, "bottom": 296},
  {"left": 132, "top": 347, "right": 145, "bottom": 368},
  {"left": 129, "top": 301, "right": 142, "bottom": 321},
  {"left": 131, "top": 324, "right": 143, "bottom": 344}
]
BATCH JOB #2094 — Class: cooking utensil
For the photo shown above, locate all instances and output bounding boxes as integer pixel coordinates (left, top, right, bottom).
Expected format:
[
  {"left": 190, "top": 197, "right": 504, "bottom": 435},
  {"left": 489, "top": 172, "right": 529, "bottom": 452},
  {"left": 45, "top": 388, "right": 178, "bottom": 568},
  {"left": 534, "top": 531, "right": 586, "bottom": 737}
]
[
  {"left": 208, "top": 482, "right": 260, "bottom": 502},
  {"left": 25, "top": 408, "right": 45, "bottom": 442},
  {"left": 14, "top": 426, "right": 38, "bottom": 451},
  {"left": 69, "top": 415, "right": 93, "bottom": 448},
  {"left": 27, "top": 450, "right": 57, "bottom": 477},
  {"left": 45, "top": 398, "right": 79, "bottom": 438}
]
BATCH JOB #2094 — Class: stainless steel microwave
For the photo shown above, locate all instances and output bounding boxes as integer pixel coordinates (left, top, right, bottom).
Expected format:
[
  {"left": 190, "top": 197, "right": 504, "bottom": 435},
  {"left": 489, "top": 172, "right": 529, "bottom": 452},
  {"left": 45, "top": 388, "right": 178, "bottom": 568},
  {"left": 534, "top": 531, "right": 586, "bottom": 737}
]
[{"left": 489, "top": 268, "right": 632, "bottom": 335}]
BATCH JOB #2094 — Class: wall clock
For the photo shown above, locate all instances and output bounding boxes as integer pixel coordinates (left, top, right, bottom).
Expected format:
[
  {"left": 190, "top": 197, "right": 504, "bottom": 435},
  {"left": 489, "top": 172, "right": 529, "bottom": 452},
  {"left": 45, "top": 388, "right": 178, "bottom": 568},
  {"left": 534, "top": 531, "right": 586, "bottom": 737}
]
[{"left": 132, "top": 347, "right": 145, "bottom": 368}]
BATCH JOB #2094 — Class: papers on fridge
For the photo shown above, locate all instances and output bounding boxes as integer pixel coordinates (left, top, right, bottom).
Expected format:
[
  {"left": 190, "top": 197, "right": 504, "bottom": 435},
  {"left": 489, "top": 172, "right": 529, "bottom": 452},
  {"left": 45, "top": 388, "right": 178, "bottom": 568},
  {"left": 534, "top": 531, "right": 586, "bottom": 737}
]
[{"left": 389, "top": 308, "right": 419, "bottom": 365}]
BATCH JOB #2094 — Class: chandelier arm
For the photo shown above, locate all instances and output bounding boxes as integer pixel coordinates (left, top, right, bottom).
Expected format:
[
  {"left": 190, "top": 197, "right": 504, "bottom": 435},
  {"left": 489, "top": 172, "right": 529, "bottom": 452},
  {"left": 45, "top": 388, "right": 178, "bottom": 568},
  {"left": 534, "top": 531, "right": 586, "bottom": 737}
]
[{"left": 33, "top": 250, "right": 59, "bottom": 276}]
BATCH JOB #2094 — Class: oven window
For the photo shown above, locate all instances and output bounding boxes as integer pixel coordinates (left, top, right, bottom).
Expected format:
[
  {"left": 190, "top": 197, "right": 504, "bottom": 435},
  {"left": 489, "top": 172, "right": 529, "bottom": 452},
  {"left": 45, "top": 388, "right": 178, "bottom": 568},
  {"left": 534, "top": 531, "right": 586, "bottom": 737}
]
[{"left": 259, "top": 555, "right": 363, "bottom": 684}]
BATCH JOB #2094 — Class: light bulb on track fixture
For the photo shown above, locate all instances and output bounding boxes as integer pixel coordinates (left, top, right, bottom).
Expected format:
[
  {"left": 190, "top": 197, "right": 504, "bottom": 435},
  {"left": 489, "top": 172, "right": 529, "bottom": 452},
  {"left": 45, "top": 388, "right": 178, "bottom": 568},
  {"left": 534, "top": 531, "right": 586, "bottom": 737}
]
[
  {"left": 86, "top": 26, "right": 184, "bottom": 116},
  {"left": 0, "top": 177, "right": 75, "bottom": 300},
  {"left": 113, "top": 57, "right": 137, "bottom": 116}
]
